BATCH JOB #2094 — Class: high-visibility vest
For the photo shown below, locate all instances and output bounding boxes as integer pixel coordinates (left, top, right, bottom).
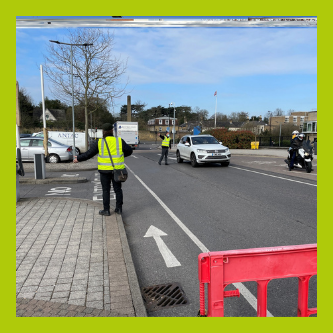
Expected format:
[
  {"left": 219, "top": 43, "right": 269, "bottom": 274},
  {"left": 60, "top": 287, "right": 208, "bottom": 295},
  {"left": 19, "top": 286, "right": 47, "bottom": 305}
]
[
  {"left": 97, "top": 137, "right": 125, "bottom": 171},
  {"left": 162, "top": 136, "right": 170, "bottom": 147}
]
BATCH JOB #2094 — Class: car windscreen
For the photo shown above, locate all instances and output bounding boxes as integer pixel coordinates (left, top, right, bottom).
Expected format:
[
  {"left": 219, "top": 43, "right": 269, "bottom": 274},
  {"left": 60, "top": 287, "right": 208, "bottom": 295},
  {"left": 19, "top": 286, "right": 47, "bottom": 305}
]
[{"left": 191, "top": 137, "right": 219, "bottom": 145}]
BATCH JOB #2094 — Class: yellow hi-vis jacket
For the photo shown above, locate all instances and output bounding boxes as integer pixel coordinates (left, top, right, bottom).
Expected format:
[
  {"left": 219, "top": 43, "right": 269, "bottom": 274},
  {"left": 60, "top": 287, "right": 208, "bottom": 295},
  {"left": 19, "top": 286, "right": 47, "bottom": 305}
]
[
  {"left": 98, "top": 137, "right": 125, "bottom": 171},
  {"left": 162, "top": 136, "right": 170, "bottom": 147}
]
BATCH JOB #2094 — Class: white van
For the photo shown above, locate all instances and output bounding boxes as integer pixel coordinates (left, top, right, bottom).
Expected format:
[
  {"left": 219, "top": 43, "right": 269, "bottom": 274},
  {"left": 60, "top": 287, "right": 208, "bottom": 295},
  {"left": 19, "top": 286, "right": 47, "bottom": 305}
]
[{"left": 32, "top": 131, "right": 90, "bottom": 155}]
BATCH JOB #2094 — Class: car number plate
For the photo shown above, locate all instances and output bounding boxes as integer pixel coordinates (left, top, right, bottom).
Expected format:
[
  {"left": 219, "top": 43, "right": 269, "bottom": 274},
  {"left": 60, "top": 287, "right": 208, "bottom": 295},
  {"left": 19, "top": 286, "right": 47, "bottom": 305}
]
[{"left": 213, "top": 153, "right": 222, "bottom": 156}]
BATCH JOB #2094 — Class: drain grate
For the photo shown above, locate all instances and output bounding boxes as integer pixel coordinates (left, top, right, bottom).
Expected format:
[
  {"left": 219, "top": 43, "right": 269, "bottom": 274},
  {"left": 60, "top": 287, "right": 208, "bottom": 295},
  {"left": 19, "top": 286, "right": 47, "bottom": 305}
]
[{"left": 141, "top": 282, "right": 188, "bottom": 312}]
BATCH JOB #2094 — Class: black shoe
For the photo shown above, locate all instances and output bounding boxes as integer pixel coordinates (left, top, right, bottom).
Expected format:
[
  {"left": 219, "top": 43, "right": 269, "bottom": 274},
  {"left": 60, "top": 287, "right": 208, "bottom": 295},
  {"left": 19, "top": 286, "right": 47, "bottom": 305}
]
[
  {"left": 99, "top": 210, "right": 110, "bottom": 216},
  {"left": 114, "top": 208, "right": 122, "bottom": 214},
  {"left": 289, "top": 167, "right": 292, "bottom": 171},
  {"left": 165, "top": 163, "right": 169, "bottom": 165},
  {"left": 158, "top": 162, "right": 161, "bottom": 165}
]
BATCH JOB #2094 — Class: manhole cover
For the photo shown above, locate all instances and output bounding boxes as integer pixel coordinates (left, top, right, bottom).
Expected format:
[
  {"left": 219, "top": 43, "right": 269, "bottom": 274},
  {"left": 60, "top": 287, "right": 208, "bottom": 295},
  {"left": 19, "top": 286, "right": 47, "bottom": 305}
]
[{"left": 141, "top": 282, "right": 188, "bottom": 312}]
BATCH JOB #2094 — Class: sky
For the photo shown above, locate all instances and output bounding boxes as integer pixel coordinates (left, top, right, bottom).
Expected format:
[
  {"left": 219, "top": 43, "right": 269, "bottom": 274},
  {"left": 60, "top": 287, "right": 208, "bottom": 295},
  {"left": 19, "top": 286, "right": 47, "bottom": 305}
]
[{"left": 16, "top": 18, "right": 317, "bottom": 120}]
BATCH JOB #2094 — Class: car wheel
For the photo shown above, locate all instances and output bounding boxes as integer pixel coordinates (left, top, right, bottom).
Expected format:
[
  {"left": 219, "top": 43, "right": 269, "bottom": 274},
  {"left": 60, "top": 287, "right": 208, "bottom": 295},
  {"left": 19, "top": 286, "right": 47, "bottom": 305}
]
[
  {"left": 190, "top": 153, "right": 198, "bottom": 167},
  {"left": 75, "top": 147, "right": 80, "bottom": 155},
  {"left": 176, "top": 150, "right": 183, "bottom": 163},
  {"left": 221, "top": 162, "right": 230, "bottom": 167},
  {"left": 48, "top": 154, "right": 60, "bottom": 163}
]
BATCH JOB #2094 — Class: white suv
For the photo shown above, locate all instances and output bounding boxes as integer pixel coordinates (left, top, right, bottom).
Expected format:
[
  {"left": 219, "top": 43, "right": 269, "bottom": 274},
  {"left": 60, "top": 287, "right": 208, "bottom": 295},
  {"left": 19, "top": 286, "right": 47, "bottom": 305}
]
[{"left": 176, "top": 135, "right": 231, "bottom": 167}]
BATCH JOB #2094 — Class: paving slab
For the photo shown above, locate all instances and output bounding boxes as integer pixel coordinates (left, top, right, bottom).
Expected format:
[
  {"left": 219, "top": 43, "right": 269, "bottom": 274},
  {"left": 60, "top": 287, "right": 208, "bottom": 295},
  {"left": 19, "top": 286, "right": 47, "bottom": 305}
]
[{"left": 16, "top": 197, "right": 147, "bottom": 317}]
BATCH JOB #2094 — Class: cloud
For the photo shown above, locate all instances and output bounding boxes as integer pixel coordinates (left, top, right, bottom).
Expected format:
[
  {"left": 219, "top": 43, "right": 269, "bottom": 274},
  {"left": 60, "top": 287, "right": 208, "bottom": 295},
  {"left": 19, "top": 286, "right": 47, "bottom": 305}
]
[{"left": 112, "top": 28, "right": 317, "bottom": 84}]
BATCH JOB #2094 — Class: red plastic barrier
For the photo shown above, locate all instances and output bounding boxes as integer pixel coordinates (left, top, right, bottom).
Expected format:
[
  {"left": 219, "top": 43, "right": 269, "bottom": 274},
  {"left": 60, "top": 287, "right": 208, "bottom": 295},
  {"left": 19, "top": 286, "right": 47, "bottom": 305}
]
[{"left": 198, "top": 244, "right": 317, "bottom": 317}]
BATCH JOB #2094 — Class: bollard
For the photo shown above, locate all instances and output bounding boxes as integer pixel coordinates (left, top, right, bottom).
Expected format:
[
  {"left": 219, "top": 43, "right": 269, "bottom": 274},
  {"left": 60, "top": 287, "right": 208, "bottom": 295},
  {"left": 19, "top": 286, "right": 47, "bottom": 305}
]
[{"left": 34, "top": 154, "right": 46, "bottom": 179}]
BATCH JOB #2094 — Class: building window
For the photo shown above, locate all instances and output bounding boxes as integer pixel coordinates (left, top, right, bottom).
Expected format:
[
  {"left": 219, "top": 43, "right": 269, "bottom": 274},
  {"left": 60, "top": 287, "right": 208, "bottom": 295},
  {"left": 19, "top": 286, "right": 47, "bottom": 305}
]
[
  {"left": 284, "top": 116, "right": 289, "bottom": 123},
  {"left": 312, "top": 122, "right": 317, "bottom": 132},
  {"left": 159, "top": 119, "right": 162, "bottom": 125},
  {"left": 293, "top": 116, "right": 297, "bottom": 123},
  {"left": 159, "top": 127, "right": 162, "bottom": 132},
  {"left": 307, "top": 123, "right": 312, "bottom": 132},
  {"left": 172, "top": 120, "right": 175, "bottom": 125},
  {"left": 300, "top": 116, "right": 305, "bottom": 124},
  {"left": 165, "top": 120, "right": 169, "bottom": 125}
]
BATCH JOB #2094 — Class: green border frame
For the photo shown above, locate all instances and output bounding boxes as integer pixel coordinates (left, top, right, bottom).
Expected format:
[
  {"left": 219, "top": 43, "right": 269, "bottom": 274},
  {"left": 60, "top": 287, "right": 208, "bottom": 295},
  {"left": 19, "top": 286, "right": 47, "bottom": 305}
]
[{"left": 7, "top": 2, "right": 322, "bottom": 332}]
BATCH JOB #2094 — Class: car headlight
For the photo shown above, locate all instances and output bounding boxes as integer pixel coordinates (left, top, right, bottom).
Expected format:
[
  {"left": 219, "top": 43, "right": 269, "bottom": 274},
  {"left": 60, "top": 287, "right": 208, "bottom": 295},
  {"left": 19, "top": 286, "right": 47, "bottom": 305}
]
[
  {"left": 225, "top": 148, "right": 229, "bottom": 153},
  {"left": 197, "top": 149, "right": 206, "bottom": 153}
]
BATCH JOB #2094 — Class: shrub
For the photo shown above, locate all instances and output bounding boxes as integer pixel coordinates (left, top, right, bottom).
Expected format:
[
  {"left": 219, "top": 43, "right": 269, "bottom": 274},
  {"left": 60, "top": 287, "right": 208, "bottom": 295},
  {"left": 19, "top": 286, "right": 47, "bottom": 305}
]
[{"left": 203, "top": 128, "right": 255, "bottom": 149}]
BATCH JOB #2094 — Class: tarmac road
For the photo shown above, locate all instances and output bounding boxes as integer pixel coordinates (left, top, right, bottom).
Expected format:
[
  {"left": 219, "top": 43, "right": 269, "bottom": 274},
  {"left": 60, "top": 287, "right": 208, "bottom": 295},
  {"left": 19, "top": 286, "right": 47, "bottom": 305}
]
[{"left": 17, "top": 145, "right": 317, "bottom": 317}]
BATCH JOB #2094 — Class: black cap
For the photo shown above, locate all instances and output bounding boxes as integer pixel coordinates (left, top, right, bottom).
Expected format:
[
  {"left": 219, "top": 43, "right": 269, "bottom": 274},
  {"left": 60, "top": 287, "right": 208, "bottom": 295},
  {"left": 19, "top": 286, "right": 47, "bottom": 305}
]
[{"left": 102, "top": 123, "right": 113, "bottom": 131}]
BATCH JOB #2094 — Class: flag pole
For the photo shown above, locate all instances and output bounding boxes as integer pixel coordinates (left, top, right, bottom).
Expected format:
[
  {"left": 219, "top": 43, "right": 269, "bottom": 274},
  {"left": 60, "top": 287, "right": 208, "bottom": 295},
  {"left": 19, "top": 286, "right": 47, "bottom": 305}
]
[{"left": 214, "top": 92, "right": 217, "bottom": 128}]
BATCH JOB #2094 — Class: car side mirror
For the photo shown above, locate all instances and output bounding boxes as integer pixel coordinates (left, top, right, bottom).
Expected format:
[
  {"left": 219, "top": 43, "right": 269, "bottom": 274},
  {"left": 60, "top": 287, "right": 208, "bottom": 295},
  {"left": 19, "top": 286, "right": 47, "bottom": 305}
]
[
  {"left": 219, "top": 142, "right": 223, "bottom": 145},
  {"left": 185, "top": 142, "right": 190, "bottom": 146}
]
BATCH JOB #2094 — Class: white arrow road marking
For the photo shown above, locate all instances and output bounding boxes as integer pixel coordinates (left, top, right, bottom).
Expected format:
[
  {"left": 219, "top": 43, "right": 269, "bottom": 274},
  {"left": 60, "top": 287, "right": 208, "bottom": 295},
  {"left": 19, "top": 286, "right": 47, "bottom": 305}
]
[
  {"left": 61, "top": 173, "right": 79, "bottom": 177},
  {"left": 131, "top": 155, "right": 138, "bottom": 158},
  {"left": 144, "top": 225, "right": 181, "bottom": 268}
]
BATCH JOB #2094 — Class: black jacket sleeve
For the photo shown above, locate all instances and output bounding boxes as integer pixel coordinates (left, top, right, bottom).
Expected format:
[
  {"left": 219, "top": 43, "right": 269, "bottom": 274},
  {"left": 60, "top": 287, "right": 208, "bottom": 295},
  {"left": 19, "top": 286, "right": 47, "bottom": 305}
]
[
  {"left": 122, "top": 139, "right": 133, "bottom": 157},
  {"left": 77, "top": 140, "right": 99, "bottom": 162}
]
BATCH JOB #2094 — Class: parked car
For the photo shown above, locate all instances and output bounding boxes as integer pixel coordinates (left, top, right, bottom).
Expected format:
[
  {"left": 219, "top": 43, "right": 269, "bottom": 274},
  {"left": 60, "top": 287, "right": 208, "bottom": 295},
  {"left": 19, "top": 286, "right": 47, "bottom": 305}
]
[
  {"left": 32, "top": 131, "right": 90, "bottom": 155},
  {"left": 176, "top": 135, "right": 231, "bottom": 167},
  {"left": 17, "top": 137, "right": 73, "bottom": 163},
  {"left": 20, "top": 134, "right": 32, "bottom": 138}
]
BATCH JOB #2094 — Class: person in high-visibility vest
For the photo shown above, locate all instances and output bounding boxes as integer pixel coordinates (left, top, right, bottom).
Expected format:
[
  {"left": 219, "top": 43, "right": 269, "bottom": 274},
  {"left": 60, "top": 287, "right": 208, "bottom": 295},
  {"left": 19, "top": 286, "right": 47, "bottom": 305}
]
[
  {"left": 73, "top": 123, "right": 132, "bottom": 216},
  {"left": 158, "top": 131, "right": 171, "bottom": 165}
]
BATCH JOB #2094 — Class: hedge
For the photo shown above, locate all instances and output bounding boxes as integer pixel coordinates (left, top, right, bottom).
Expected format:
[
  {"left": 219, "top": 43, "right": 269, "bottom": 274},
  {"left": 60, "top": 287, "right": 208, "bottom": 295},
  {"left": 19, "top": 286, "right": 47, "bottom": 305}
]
[{"left": 203, "top": 128, "right": 255, "bottom": 149}]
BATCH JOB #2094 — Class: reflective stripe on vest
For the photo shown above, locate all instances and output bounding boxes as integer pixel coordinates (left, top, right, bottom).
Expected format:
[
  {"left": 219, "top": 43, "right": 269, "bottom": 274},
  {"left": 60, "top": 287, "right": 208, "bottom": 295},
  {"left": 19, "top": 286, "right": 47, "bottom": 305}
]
[
  {"left": 162, "top": 136, "right": 170, "bottom": 147},
  {"left": 97, "top": 137, "right": 125, "bottom": 170}
]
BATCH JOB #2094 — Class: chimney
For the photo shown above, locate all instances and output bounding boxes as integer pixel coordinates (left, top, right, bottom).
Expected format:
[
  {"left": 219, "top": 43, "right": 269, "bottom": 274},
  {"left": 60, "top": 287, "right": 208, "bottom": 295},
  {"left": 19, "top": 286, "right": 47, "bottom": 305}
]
[
  {"left": 259, "top": 115, "right": 262, "bottom": 121},
  {"left": 246, "top": 116, "right": 249, "bottom": 123},
  {"left": 127, "top": 95, "right": 131, "bottom": 122},
  {"left": 229, "top": 120, "right": 233, "bottom": 124}
]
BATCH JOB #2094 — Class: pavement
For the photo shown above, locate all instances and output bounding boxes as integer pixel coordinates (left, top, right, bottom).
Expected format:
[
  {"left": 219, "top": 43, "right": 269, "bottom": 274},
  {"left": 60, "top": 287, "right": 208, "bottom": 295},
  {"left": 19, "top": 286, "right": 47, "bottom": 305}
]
[
  {"left": 16, "top": 153, "right": 147, "bottom": 317},
  {"left": 16, "top": 146, "right": 317, "bottom": 317}
]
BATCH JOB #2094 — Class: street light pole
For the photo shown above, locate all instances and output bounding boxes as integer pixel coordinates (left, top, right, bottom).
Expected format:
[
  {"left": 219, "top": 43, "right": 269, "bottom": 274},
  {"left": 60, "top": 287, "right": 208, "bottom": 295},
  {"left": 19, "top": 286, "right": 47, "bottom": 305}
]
[
  {"left": 173, "top": 104, "right": 176, "bottom": 149},
  {"left": 70, "top": 45, "right": 75, "bottom": 159},
  {"left": 268, "top": 111, "right": 272, "bottom": 146},
  {"left": 168, "top": 103, "right": 171, "bottom": 133},
  {"left": 170, "top": 103, "right": 176, "bottom": 148},
  {"left": 49, "top": 40, "right": 93, "bottom": 161}
]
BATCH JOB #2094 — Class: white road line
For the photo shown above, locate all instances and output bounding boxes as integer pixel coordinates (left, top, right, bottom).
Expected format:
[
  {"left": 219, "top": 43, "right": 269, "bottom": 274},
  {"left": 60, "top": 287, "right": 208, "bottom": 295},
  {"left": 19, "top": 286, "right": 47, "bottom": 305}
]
[
  {"left": 230, "top": 166, "right": 317, "bottom": 187},
  {"left": 125, "top": 164, "right": 273, "bottom": 317}
]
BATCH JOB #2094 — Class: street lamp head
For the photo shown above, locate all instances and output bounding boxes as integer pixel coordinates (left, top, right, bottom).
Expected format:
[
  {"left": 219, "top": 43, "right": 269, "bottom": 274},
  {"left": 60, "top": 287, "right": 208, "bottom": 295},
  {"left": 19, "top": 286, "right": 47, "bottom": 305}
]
[{"left": 50, "top": 40, "right": 60, "bottom": 44}]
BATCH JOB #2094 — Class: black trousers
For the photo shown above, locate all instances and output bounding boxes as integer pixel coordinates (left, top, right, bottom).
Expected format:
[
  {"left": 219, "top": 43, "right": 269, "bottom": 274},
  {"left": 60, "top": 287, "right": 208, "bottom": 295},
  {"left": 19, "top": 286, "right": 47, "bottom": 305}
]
[
  {"left": 159, "top": 147, "right": 169, "bottom": 164},
  {"left": 99, "top": 171, "right": 123, "bottom": 211}
]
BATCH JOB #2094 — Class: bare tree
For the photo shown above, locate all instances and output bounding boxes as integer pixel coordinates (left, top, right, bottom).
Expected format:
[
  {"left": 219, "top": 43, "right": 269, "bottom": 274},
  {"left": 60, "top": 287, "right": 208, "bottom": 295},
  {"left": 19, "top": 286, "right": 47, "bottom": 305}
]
[
  {"left": 43, "top": 28, "right": 128, "bottom": 150},
  {"left": 209, "top": 112, "right": 228, "bottom": 122},
  {"left": 274, "top": 108, "right": 284, "bottom": 116}
]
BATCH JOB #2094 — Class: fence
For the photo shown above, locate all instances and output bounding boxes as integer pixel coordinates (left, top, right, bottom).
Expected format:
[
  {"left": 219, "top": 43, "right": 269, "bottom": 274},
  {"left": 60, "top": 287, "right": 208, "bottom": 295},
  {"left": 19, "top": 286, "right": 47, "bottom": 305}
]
[
  {"left": 198, "top": 243, "right": 317, "bottom": 317},
  {"left": 257, "top": 136, "right": 291, "bottom": 147}
]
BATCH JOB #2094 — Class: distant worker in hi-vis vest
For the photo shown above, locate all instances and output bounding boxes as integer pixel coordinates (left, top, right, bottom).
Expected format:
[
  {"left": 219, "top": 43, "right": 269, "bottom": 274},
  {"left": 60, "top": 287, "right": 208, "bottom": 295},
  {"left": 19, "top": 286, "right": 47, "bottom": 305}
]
[
  {"left": 158, "top": 131, "right": 171, "bottom": 165},
  {"left": 73, "top": 123, "right": 132, "bottom": 216}
]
